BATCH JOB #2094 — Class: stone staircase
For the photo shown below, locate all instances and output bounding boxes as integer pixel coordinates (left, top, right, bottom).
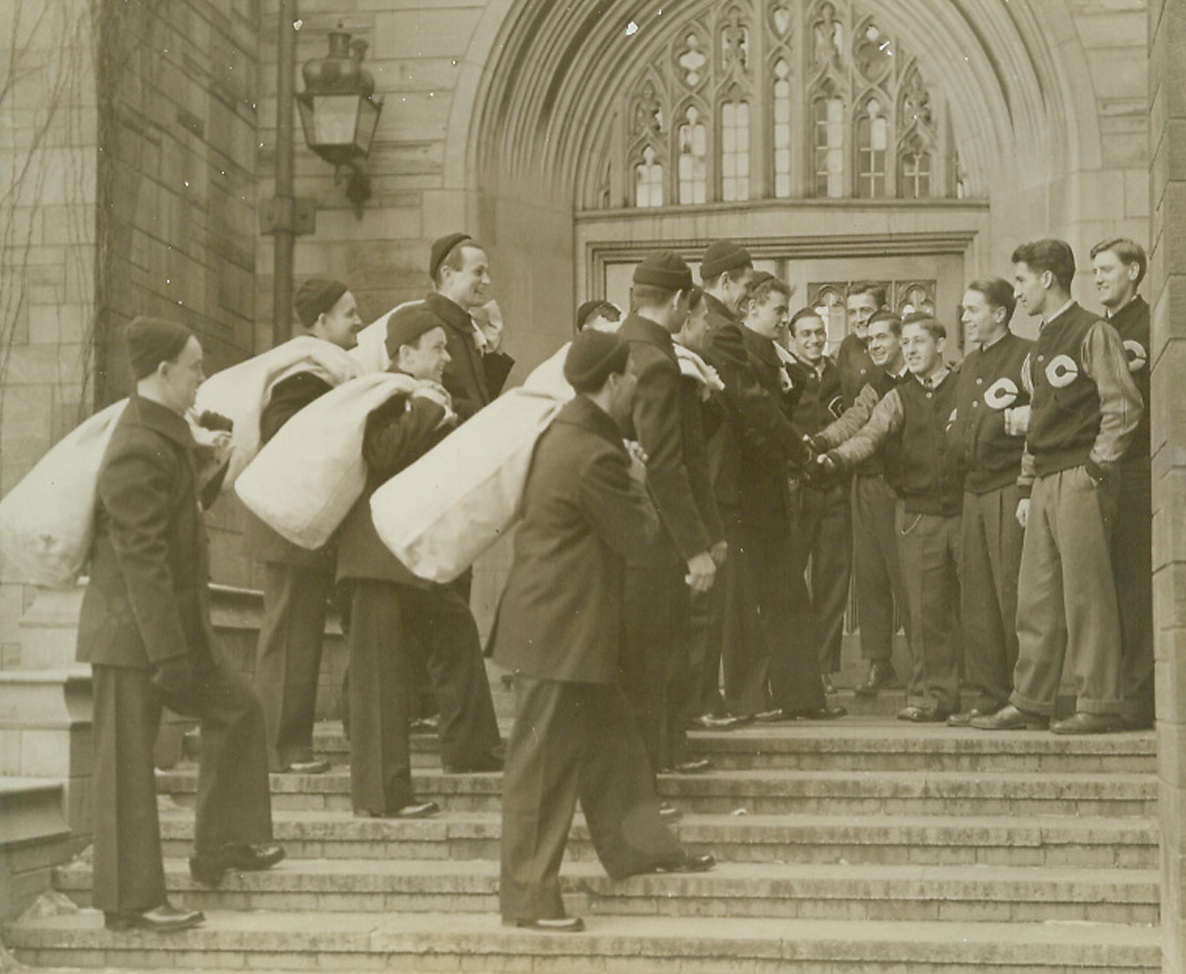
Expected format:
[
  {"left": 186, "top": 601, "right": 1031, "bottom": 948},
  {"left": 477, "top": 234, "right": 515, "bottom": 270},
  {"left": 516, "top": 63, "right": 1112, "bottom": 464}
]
[{"left": 2, "top": 679, "right": 1162, "bottom": 973}]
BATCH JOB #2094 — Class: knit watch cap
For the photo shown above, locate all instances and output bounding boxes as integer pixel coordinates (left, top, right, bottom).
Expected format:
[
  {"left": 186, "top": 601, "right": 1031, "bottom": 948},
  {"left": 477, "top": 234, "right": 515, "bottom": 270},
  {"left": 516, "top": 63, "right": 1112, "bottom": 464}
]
[
  {"left": 126, "top": 316, "right": 193, "bottom": 380},
  {"left": 700, "top": 240, "right": 753, "bottom": 280},
  {"left": 633, "top": 251, "right": 693, "bottom": 292},
  {"left": 576, "top": 299, "right": 608, "bottom": 331},
  {"left": 563, "top": 329, "right": 630, "bottom": 393},
  {"left": 386, "top": 304, "right": 444, "bottom": 359},
  {"left": 429, "top": 232, "right": 473, "bottom": 281},
  {"left": 295, "top": 278, "right": 349, "bottom": 327}
]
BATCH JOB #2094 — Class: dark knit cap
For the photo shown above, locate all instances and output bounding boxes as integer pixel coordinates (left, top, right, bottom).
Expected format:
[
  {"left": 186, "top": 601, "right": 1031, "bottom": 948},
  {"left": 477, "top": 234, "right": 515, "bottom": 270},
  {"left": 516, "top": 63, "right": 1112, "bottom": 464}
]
[
  {"left": 295, "top": 278, "right": 349, "bottom": 327},
  {"left": 429, "top": 232, "right": 473, "bottom": 281},
  {"left": 126, "top": 316, "right": 193, "bottom": 380},
  {"left": 576, "top": 300, "right": 604, "bottom": 331},
  {"left": 633, "top": 252, "right": 693, "bottom": 293},
  {"left": 386, "top": 304, "right": 444, "bottom": 359},
  {"left": 700, "top": 240, "right": 752, "bottom": 280},
  {"left": 749, "top": 270, "right": 775, "bottom": 289},
  {"left": 564, "top": 329, "right": 630, "bottom": 393}
]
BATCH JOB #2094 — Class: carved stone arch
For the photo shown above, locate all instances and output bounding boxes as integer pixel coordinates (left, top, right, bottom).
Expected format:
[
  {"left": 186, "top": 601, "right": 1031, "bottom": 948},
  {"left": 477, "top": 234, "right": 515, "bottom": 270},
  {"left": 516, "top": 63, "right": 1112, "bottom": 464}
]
[
  {"left": 767, "top": 0, "right": 796, "bottom": 42},
  {"left": 673, "top": 25, "right": 713, "bottom": 93},
  {"left": 851, "top": 14, "right": 894, "bottom": 86},
  {"left": 717, "top": 4, "right": 753, "bottom": 80}
]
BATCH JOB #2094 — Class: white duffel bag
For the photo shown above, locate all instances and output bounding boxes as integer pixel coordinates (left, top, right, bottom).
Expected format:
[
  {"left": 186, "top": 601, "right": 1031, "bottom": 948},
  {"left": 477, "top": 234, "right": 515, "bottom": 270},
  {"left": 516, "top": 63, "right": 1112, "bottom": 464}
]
[
  {"left": 234, "top": 373, "right": 422, "bottom": 550},
  {"left": 194, "top": 335, "right": 361, "bottom": 489},
  {"left": 370, "top": 386, "right": 568, "bottom": 584},
  {"left": 0, "top": 399, "right": 129, "bottom": 586}
]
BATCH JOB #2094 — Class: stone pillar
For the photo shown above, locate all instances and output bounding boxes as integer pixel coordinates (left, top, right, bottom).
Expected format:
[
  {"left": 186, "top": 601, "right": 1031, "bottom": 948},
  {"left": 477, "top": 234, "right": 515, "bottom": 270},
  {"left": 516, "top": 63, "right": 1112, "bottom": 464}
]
[{"left": 1150, "top": 1, "right": 1186, "bottom": 971}]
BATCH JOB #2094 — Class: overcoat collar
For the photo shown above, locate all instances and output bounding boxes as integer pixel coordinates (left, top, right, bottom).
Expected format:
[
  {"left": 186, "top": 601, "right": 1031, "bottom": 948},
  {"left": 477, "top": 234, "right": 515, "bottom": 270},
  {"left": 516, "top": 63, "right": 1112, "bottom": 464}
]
[
  {"left": 555, "top": 394, "right": 628, "bottom": 449},
  {"left": 618, "top": 312, "right": 677, "bottom": 365},
  {"left": 127, "top": 394, "right": 195, "bottom": 451}
]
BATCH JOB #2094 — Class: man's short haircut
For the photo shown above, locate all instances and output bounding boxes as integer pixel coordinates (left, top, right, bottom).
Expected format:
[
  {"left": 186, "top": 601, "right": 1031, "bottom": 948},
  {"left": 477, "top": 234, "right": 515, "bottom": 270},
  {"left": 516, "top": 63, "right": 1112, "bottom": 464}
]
[
  {"left": 746, "top": 276, "right": 792, "bottom": 308},
  {"left": 688, "top": 286, "right": 706, "bottom": 313},
  {"left": 846, "top": 281, "right": 887, "bottom": 308},
  {"left": 1090, "top": 237, "right": 1148, "bottom": 287},
  {"left": 789, "top": 306, "right": 825, "bottom": 335},
  {"left": 867, "top": 309, "right": 902, "bottom": 336},
  {"left": 1011, "top": 239, "right": 1076, "bottom": 292},
  {"left": 432, "top": 239, "right": 481, "bottom": 286},
  {"left": 902, "top": 312, "right": 946, "bottom": 343},
  {"left": 967, "top": 277, "right": 1017, "bottom": 324}
]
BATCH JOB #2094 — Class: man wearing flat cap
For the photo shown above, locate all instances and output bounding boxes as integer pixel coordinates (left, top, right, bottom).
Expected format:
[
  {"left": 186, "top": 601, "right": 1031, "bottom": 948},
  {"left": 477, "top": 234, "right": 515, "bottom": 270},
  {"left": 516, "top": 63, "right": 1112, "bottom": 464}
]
[
  {"left": 424, "top": 232, "right": 514, "bottom": 421},
  {"left": 700, "top": 240, "right": 755, "bottom": 332},
  {"left": 78, "top": 318, "right": 282, "bottom": 933},
  {"left": 494, "top": 330, "right": 715, "bottom": 934},
  {"left": 618, "top": 252, "right": 722, "bottom": 782},
  {"left": 335, "top": 305, "right": 503, "bottom": 820},
  {"left": 250, "top": 278, "right": 363, "bottom": 775}
]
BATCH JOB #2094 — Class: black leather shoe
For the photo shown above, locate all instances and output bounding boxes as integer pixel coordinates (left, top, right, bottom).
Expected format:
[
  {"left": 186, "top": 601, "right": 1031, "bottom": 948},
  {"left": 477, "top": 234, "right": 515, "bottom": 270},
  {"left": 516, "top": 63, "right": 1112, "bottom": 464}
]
[
  {"left": 853, "top": 660, "right": 896, "bottom": 696},
  {"left": 754, "top": 708, "right": 792, "bottom": 723},
  {"left": 1051, "top": 712, "right": 1126, "bottom": 735},
  {"left": 507, "top": 916, "right": 585, "bottom": 932},
  {"left": 361, "top": 801, "right": 441, "bottom": 820},
  {"left": 946, "top": 707, "right": 1000, "bottom": 727},
  {"left": 969, "top": 704, "right": 1048, "bottom": 731},
  {"left": 672, "top": 757, "right": 713, "bottom": 774},
  {"left": 896, "top": 705, "right": 950, "bottom": 724},
  {"left": 654, "top": 852, "right": 716, "bottom": 873},
  {"left": 189, "top": 843, "right": 286, "bottom": 886},
  {"left": 688, "top": 713, "right": 752, "bottom": 731},
  {"left": 281, "top": 759, "right": 331, "bottom": 774},
  {"left": 793, "top": 705, "right": 848, "bottom": 720},
  {"left": 658, "top": 801, "right": 682, "bottom": 820},
  {"left": 105, "top": 903, "right": 205, "bottom": 933}
]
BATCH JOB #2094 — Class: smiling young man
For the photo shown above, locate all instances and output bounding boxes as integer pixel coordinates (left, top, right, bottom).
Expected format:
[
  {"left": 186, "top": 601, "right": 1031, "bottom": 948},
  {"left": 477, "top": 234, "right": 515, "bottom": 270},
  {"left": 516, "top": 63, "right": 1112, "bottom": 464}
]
[
  {"left": 972, "top": 239, "right": 1142, "bottom": 735},
  {"left": 944, "top": 279, "right": 1032, "bottom": 726},
  {"left": 817, "top": 316, "right": 963, "bottom": 722},
  {"left": 1091, "top": 237, "right": 1153, "bottom": 728}
]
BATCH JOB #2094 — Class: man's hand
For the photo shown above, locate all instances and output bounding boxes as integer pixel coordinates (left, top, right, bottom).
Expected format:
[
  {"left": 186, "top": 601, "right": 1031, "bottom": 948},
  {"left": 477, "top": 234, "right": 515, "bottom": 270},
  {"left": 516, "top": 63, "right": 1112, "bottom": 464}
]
[
  {"left": 151, "top": 655, "right": 193, "bottom": 709},
  {"left": 685, "top": 551, "right": 717, "bottom": 593},
  {"left": 709, "top": 539, "right": 728, "bottom": 566},
  {"left": 1004, "top": 405, "right": 1031, "bottom": 438},
  {"left": 1016, "top": 497, "right": 1030, "bottom": 530}
]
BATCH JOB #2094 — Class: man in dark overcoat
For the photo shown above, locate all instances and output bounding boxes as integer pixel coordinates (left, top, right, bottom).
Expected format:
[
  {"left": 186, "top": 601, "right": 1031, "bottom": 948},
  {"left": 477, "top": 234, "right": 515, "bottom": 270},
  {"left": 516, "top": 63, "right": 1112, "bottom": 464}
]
[
  {"left": 78, "top": 317, "right": 282, "bottom": 932},
  {"left": 335, "top": 305, "right": 502, "bottom": 819},
  {"left": 494, "top": 330, "right": 715, "bottom": 933}
]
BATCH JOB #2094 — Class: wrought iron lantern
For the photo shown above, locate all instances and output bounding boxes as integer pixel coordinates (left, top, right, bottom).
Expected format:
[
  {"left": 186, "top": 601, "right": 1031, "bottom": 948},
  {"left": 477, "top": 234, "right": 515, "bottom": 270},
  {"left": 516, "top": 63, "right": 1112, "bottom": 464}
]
[{"left": 296, "top": 25, "right": 384, "bottom": 208}]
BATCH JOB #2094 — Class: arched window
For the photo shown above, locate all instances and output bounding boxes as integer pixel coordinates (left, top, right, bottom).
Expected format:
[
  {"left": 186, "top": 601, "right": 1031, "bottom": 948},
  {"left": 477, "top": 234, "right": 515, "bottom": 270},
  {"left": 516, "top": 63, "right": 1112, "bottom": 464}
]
[
  {"left": 813, "top": 88, "right": 845, "bottom": 198},
  {"left": 856, "top": 97, "right": 888, "bottom": 198},
  {"left": 721, "top": 98, "right": 751, "bottom": 201},
  {"left": 899, "top": 140, "right": 932, "bottom": 199},
  {"left": 677, "top": 106, "right": 709, "bottom": 204},
  {"left": 635, "top": 146, "right": 665, "bottom": 207},
  {"left": 772, "top": 58, "right": 793, "bottom": 198}
]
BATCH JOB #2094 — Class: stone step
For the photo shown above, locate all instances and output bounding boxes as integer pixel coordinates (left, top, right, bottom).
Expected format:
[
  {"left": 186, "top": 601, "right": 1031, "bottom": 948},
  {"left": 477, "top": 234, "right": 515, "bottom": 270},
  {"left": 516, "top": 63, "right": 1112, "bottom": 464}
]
[
  {"left": 152, "top": 808, "right": 1159, "bottom": 869},
  {"left": 155, "top": 764, "right": 1157, "bottom": 818},
  {"left": 4, "top": 910, "right": 1161, "bottom": 973},
  {"left": 0, "top": 777, "right": 75, "bottom": 920},
  {"left": 318, "top": 719, "right": 1159, "bottom": 774},
  {"left": 50, "top": 857, "right": 1161, "bottom": 925}
]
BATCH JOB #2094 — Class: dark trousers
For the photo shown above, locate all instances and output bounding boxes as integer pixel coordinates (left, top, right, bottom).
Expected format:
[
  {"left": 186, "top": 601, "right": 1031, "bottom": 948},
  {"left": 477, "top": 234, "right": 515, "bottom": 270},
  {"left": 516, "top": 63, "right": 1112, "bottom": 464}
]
[
  {"left": 690, "top": 578, "right": 727, "bottom": 717},
  {"left": 960, "top": 485, "right": 1023, "bottom": 712},
  {"left": 500, "top": 676, "right": 683, "bottom": 921},
  {"left": 255, "top": 561, "right": 334, "bottom": 771},
  {"left": 722, "top": 520, "right": 824, "bottom": 716},
  {"left": 851, "top": 474, "right": 910, "bottom": 661},
  {"left": 791, "top": 481, "right": 852, "bottom": 674},
  {"left": 91, "top": 656, "right": 273, "bottom": 914},
  {"left": 1012, "top": 466, "right": 1123, "bottom": 716},
  {"left": 896, "top": 504, "right": 962, "bottom": 714},
  {"left": 621, "top": 564, "right": 691, "bottom": 772},
  {"left": 347, "top": 579, "right": 501, "bottom": 813},
  {"left": 1113, "top": 460, "right": 1154, "bottom": 724}
]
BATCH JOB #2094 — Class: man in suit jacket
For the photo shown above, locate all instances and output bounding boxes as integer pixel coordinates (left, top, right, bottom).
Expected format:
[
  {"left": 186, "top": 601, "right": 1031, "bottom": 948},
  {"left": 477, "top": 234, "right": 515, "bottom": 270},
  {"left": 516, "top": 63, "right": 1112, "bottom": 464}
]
[
  {"left": 617, "top": 253, "right": 721, "bottom": 779},
  {"left": 494, "top": 330, "right": 715, "bottom": 933},
  {"left": 335, "top": 305, "right": 502, "bottom": 819},
  {"left": 78, "top": 318, "right": 283, "bottom": 933},
  {"left": 251, "top": 278, "right": 362, "bottom": 774}
]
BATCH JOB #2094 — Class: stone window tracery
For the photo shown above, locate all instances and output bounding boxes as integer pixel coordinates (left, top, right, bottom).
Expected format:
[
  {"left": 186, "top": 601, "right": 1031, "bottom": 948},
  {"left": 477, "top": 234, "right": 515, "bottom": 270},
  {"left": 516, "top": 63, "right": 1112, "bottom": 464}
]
[{"left": 678, "top": 104, "right": 709, "bottom": 204}]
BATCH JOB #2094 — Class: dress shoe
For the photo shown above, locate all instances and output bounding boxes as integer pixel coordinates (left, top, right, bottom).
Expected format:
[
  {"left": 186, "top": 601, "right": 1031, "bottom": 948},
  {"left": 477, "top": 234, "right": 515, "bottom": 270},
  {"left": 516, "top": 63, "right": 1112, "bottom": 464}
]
[
  {"left": 671, "top": 757, "right": 713, "bottom": 774},
  {"left": 688, "top": 713, "right": 752, "bottom": 731},
  {"left": 104, "top": 902, "right": 205, "bottom": 933},
  {"left": 969, "top": 704, "right": 1048, "bottom": 731},
  {"left": 658, "top": 801, "right": 682, "bottom": 821},
  {"left": 945, "top": 707, "right": 1001, "bottom": 727},
  {"left": 654, "top": 852, "right": 716, "bottom": 873},
  {"left": 360, "top": 800, "right": 441, "bottom": 820},
  {"left": 754, "top": 708, "right": 793, "bottom": 723},
  {"left": 444, "top": 753, "right": 504, "bottom": 774},
  {"left": 896, "top": 705, "right": 951, "bottom": 724},
  {"left": 1050, "top": 712, "right": 1126, "bottom": 735},
  {"left": 507, "top": 916, "right": 585, "bottom": 932},
  {"left": 793, "top": 705, "right": 848, "bottom": 720},
  {"left": 189, "top": 843, "right": 286, "bottom": 887},
  {"left": 281, "top": 759, "right": 331, "bottom": 774},
  {"left": 853, "top": 660, "right": 896, "bottom": 697}
]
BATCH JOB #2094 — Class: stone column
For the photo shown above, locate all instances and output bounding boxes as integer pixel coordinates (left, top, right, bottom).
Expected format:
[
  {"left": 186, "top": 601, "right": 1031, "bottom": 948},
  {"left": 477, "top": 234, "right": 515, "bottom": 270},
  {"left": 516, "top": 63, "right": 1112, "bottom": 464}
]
[{"left": 1150, "top": 1, "right": 1186, "bottom": 971}]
